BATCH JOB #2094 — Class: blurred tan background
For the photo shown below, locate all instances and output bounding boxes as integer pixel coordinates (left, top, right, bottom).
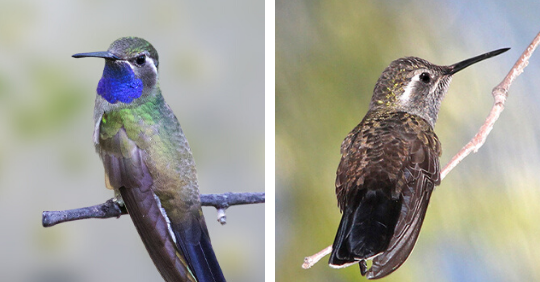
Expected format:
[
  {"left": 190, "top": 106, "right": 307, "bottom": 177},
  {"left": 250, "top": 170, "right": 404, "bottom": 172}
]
[
  {"left": 277, "top": 0, "right": 540, "bottom": 281},
  {"left": 0, "top": 1, "right": 264, "bottom": 282}
]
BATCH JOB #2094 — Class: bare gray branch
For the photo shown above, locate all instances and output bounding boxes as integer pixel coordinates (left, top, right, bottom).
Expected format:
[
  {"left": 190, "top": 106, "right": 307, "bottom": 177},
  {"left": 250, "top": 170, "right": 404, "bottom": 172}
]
[{"left": 43, "top": 192, "right": 265, "bottom": 227}]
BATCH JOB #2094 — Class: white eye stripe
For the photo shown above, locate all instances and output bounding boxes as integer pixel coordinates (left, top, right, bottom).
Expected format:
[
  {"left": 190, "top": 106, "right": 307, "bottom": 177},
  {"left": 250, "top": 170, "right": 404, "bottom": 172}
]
[
  {"left": 146, "top": 57, "right": 158, "bottom": 73},
  {"left": 124, "top": 56, "right": 158, "bottom": 74},
  {"left": 400, "top": 74, "right": 421, "bottom": 102}
]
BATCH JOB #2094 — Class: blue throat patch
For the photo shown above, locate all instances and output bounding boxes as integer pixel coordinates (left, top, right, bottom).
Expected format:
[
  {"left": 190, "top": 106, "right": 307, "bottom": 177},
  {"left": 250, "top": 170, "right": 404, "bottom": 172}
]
[{"left": 97, "top": 62, "right": 143, "bottom": 104}]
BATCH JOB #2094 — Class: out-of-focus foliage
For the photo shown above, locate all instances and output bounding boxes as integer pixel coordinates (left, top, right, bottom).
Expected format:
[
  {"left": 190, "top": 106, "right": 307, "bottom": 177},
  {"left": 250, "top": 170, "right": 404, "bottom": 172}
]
[
  {"left": 277, "top": 0, "right": 540, "bottom": 281},
  {"left": 0, "top": 1, "right": 264, "bottom": 282}
]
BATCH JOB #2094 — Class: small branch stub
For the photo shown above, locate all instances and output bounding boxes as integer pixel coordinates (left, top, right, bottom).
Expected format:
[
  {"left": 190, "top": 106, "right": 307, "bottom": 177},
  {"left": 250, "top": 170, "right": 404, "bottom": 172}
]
[{"left": 217, "top": 209, "right": 227, "bottom": 225}]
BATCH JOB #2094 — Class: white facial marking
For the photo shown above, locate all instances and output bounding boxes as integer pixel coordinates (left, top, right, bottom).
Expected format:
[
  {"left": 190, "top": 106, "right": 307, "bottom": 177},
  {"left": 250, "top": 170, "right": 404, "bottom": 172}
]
[
  {"left": 400, "top": 74, "right": 420, "bottom": 103},
  {"left": 123, "top": 60, "right": 135, "bottom": 72},
  {"left": 146, "top": 57, "right": 158, "bottom": 74}
]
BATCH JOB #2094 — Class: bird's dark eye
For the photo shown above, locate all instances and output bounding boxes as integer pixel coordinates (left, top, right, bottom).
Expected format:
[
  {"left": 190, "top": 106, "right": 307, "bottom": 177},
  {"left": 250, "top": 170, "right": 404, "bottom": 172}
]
[
  {"left": 135, "top": 55, "right": 146, "bottom": 66},
  {"left": 419, "top": 72, "right": 431, "bottom": 83}
]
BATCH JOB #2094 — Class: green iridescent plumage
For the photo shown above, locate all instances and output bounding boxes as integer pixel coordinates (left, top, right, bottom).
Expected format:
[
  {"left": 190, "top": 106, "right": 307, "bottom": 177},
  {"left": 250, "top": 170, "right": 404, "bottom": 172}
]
[{"left": 74, "top": 37, "right": 225, "bottom": 282}]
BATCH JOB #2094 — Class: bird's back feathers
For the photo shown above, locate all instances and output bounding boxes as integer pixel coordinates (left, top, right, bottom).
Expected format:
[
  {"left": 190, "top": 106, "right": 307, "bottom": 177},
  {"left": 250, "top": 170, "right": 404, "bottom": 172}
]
[{"left": 330, "top": 111, "right": 441, "bottom": 279}]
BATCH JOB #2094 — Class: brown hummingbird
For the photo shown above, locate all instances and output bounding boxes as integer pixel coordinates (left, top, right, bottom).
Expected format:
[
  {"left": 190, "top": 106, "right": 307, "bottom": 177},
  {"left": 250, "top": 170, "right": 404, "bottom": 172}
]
[{"left": 328, "top": 48, "right": 509, "bottom": 279}]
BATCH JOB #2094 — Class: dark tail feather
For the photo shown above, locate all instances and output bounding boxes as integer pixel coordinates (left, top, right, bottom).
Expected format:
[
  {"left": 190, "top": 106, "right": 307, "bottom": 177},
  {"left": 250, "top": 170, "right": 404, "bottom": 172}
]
[
  {"left": 329, "top": 190, "right": 401, "bottom": 268},
  {"left": 366, "top": 176, "right": 434, "bottom": 279},
  {"left": 120, "top": 185, "right": 198, "bottom": 282},
  {"left": 119, "top": 181, "right": 225, "bottom": 282},
  {"left": 172, "top": 220, "right": 226, "bottom": 282}
]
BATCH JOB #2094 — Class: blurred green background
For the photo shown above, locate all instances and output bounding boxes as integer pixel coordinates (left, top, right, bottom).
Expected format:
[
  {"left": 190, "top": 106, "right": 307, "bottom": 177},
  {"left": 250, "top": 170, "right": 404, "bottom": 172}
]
[
  {"left": 0, "top": 1, "right": 264, "bottom": 282},
  {"left": 277, "top": 0, "right": 540, "bottom": 281}
]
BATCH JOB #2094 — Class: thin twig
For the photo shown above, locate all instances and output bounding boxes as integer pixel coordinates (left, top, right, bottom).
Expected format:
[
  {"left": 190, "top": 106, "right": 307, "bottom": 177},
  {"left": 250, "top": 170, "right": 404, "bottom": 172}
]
[
  {"left": 42, "top": 198, "right": 126, "bottom": 227},
  {"left": 302, "top": 31, "right": 540, "bottom": 269},
  {"left": 302, "top": 246, "right": 332, "bottom": 269},
  {"left": 42, "top": 192, "right": 264, "bottom": 227},
  {"left": 441, "top": 32, "right": 540, "bottom": 179}
]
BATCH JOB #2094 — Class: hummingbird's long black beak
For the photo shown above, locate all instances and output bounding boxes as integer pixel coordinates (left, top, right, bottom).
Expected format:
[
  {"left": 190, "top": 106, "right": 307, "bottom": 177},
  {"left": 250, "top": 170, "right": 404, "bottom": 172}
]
[
  {"left": 72, "top": 51, "right": 120, "bottom": 60},
  {"left": 446, "top": 47, "right": 510, "bottom": 75}
]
